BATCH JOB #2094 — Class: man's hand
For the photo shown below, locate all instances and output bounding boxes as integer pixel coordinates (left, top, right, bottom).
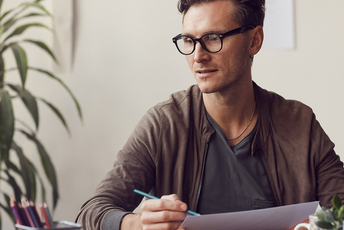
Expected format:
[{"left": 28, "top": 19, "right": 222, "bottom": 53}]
[
  {"left": 120, "top": 194, "right": 188, "bottom": 230},
  {"left": 141, "top": 194, "right": 187, "bottom": 230}
]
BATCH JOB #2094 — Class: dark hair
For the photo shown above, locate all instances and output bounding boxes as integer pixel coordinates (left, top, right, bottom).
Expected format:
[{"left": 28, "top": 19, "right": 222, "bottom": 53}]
[{"left": 177, "top": 0, "right": 265, "bottom": 27}]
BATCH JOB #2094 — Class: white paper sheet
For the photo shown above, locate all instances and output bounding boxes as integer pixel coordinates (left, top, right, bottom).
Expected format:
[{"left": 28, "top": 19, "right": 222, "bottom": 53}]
[
  {"left": 179, "top": 201, "right": 318, "bottom": 230},
  {"left": 263, "top": 0, "right": 295, "bottom": 49}
]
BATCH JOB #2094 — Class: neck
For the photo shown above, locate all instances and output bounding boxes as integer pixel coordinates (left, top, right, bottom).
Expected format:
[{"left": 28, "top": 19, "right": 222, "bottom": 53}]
[{"left": 203, "top": 80, "right": 257, "bottom": 145}]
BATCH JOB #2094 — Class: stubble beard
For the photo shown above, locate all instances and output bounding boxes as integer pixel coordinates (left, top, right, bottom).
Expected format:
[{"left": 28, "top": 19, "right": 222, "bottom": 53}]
[{"left": 198, "top": 62, "right": 249, "bottom": 97}]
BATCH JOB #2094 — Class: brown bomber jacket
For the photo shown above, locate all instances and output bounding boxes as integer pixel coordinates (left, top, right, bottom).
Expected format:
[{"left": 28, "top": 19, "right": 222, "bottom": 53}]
[{"left": 77, "top": 82, "right": 344, "bottom": 229}]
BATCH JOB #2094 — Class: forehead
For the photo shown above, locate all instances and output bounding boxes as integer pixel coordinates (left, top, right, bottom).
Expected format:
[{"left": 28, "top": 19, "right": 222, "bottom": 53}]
[{"left": 183, "top": 1, "right": 239, "bottom": 35}]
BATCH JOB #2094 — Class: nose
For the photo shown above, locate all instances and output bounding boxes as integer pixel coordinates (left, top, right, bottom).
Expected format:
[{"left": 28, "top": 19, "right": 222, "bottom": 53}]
[{"left": 193, "top": 42, "right": 210, "bottom": 63}]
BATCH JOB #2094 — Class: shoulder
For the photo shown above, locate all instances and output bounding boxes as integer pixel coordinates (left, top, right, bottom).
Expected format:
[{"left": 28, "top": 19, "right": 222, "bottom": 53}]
[
  {"left": 254, "top": 82, "right": 320, "bottom": 147},
  {"left": 254, "top": 83, "right": 314, "bottom": 123},
  {"left": 149, "top": 85, "right": 202, "bottom": 119},
  {"left": 156, "top": 85, "right": 201, "bottom": 108}
]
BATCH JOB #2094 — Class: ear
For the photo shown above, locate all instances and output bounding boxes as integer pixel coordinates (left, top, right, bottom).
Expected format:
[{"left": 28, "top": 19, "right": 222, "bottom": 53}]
[{"left": 248, "top": 26, "right": 264, "bottom": 56}]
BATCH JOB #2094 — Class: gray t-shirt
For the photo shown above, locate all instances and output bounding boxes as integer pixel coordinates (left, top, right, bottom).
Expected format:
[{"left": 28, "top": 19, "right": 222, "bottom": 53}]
[
  {"left": 196, "top": 112, "right": 275, "bottom": 214},
  {"left": 103, "top": 113, "right": 276, "bottom": 230}
]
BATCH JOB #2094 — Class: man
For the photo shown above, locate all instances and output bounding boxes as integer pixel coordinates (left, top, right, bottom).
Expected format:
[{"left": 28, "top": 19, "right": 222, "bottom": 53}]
[{"left": 76, "top": 0, "right": 344, "bottom": 229}]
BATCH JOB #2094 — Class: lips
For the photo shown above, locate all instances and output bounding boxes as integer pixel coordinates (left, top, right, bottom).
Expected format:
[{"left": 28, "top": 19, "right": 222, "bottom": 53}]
[
  {"left": 196, "top": 69, "right": 217, "bottom": 74},
  {"left": 195, "top": 69, "right": 218, "bottom": 79}
]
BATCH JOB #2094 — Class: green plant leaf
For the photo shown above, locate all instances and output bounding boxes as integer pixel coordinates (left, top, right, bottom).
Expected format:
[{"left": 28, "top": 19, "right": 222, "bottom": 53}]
[
  {"left": 38, "top": 97, "right": 70, "bottom": 135},
  {"left": 11, "top": 141, "right": 33, "bottom": 200},
  {"left": 28, "top": 163, "right": 37, "bottom": 202},
  {"left": 315, "top": 220, "right": 335, "bottom": 229},
  {"left": 0, "top": 42, "right": 14, "bottom": 54},
  {"left": 0, "top": 25, "right": 4, "bottom": 40},
  {"left": 29, "top": 67, "right": 83, "bottom": 121},
  {"left": 18, "top": 129, "right": 59, "bottom": 209},
  {"left": 3, "top": 169, "right": 23, "bottom": 202},
  {"left": 6, "top": 160, "right": 21, "bottom": 175},
  {"left": 0, "top": 8, "right": 16, "bottom": 21},
  {"left": 338, "top": 206, "right": 344, "bottom": 220},
  {"left": 0, "top": 0, "right": 3, "bottom": 12},
  {"left": 333, "top": 194, "right": 342, "bottom": 211},
  {"left": 0, "top": 89, "right": 15, "bottom": 157},
  {"left": 1, "top": 1, "right": 30, "bottom": 22},
  {"left": 26, "top": 158, "right": 46, "bottom": 203},
  {"left": 325, "top": 209, "right": 337, "bottom": 222},
  {"left": 10, "top": 44, "right": 28, "bottom": 87},
  {"left": 20, "top": 2, "right": 51, "bottom": 16},
  {"left": 9, "top": 140, "right": 47, "bottom": 204},
  {"left": 2, "top": 19, "right": 18, "bottom": 34},
  {"left": 0, "top": 54, "right": 4, "bottom": 84},
  {"left": 0, "top": 202, "right": 15, "bottom": 225},
  {"left": 0, "top": 2, "right": 49, "bottom": 33},
  {"left": 8, "top": 84, "right": 39, "bottom": 130},
  {"left": 3, "top": 23, "right": 51, "bottom": 42},
  {"left": 0, "top": 0, "right": 36, "bottom": 23},
  {"left": 2, "top": 193, "right": 16, "bottom": 224},
  {"left": 24, "top": 39, "right": 57, "bottom": 63},
  {"left": 2, "top": 12, "right": 47, "bottom": 34},
  {"left": 3, "top": 194, "right": 10, "bottom": 209},
  {"left": 14, "top": 118, "right": 35, "bottom": 135}
]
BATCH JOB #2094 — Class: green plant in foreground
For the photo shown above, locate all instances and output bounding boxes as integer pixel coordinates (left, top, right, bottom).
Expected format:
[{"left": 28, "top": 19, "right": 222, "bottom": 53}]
[
  {"left": 0, "top": 0, "right": 82, "bottom": 227},
  {"left": 316, "top": 194, "right": 344, "bottom": 230}
]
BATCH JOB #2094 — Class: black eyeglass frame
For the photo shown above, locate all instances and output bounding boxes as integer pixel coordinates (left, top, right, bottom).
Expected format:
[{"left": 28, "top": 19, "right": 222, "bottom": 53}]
[{"left": 172, "top": 25, "right": 255, "bottom": 55}]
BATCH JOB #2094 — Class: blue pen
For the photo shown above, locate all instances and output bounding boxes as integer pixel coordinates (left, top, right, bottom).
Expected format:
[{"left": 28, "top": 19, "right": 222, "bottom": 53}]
[{"left": 134, "top": 189, "right": 200, "bottom": 216}]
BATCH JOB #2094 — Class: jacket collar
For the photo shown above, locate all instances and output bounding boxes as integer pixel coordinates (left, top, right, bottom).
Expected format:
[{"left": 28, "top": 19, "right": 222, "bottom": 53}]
[{"left": 252, "top": 82, "right": 271, "bottom": 155}]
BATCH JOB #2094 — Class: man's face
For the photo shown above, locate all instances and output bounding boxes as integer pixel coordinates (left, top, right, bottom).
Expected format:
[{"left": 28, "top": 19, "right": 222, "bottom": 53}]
[{"left": 183, "top": 1, "right": 252, "bottom": 94}]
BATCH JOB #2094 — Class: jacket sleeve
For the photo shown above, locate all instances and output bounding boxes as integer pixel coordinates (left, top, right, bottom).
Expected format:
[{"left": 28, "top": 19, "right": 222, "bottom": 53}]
[
  {"left": 312, "top": 115, "right": 344, "bottom": 207},
  {"left": 76, "top": 107, "right": 161, "bottom": 230}
]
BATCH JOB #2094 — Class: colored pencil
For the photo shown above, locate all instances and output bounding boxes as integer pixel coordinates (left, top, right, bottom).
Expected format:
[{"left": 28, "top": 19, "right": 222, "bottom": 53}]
[
  {"left": 18, "top": 203, "right": 30, "bottom": 226},
  {"left": 21, "top": 199, "right": 35, "bottom": 227},
  {"left": 30, "top": 200, "right": 43, "bottom": 227},
  {"left": 10, "top": 196, "right": 24, "bottom": 225},
  {"left": 44, "top": 202, "right": 54, "bottom": 228},
  {"left": 24, "top": 199, "right": 40, "bottom": 227},
  {"left": 39, "top": 201, "right": 51, "bottom": 229},
  {"left": 133, "top": 189, "right": 200, "bottom": 216}
]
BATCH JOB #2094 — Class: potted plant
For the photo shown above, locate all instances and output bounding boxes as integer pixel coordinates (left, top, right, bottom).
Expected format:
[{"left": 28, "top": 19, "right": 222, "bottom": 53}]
[
  {"left": 0, "top": 0, "right": 82, "bottom": 227},
  {"left": 316, "top": 194, "right": 344, "bottom": 230}
]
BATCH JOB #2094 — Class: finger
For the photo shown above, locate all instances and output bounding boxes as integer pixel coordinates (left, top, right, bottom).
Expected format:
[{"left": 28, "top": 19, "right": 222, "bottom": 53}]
[
  {"left": 141, "top": 210, "right": 187, "bottom": 224},
  {"left": 142, "top": 198, "right": 187, "bottom": 212},
  {"left": 160, "top": 194, "right": 188, "bottom": 212},
  {"left": 161, "top": 194, "right": 180, "bottom": 201}
]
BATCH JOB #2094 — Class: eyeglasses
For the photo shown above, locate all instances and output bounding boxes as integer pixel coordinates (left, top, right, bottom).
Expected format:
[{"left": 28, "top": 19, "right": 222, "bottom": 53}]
[{"left": 172, "top": 26, "right": 255, "bottom": 55}]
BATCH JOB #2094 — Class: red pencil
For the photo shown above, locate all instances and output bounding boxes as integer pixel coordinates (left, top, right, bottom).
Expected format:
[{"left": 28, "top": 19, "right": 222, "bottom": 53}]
[
  {"left": 44, "top": 202, "right": 54, "bottom": 228},
  {"left": 39, "top": 201, "right": 51, "bottom": 229}
]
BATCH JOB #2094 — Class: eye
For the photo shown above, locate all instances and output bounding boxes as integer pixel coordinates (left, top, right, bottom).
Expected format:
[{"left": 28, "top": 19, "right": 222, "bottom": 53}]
[
  {"left": 207, "top": 34, "right": 220, "bottom": 42},
  {"left": 183, "top": 37, "right": 193, "bottom": 45}
]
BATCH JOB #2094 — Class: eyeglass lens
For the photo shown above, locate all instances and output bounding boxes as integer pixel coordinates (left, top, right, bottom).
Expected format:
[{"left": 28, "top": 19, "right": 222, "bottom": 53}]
[{"left": 176, "top": 33, "right": 222, "bottom": 55}]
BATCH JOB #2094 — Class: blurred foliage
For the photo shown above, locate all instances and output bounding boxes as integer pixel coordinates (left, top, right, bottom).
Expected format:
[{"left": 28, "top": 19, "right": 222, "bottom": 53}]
[
  {"left": 0, "top": 0, "right": 82, "bottom": 228},
  {"left": 316, "top": 194, "right": 344, "bottom": 230}
]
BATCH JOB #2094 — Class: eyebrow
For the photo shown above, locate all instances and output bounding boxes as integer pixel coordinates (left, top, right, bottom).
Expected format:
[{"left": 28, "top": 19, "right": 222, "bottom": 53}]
[
  {"left": 182, "top": 26, "right": 237, "bottom": 37},
  {"left": 181, "top": 29, "right": 228, "bottom": 37}
]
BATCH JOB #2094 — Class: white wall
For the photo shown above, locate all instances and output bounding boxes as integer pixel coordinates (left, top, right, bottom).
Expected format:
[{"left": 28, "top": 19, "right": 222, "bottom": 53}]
[{"left": 2, "top": 0, "right": 344, "bottom": 229}]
